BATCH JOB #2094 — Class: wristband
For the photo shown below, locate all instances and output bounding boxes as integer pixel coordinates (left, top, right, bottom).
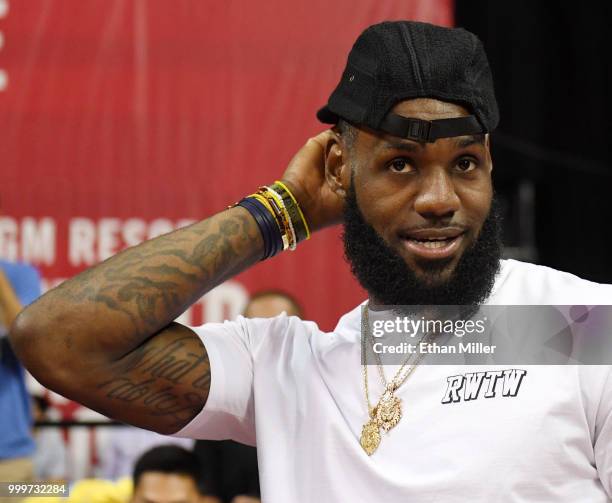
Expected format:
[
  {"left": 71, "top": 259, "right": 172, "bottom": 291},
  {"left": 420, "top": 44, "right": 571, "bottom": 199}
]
[
  {"left": 233, "top": 181, "right": 311, "bottom": 260},
  {"left": 237, "top": 197, "right": 283, "bottom": 260}
]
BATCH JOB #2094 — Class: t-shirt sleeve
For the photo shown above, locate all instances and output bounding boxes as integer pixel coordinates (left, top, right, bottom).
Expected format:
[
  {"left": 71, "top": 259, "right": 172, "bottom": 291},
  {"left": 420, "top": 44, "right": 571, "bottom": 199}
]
[
  {"left": 595, "top": 367, "right": 612, "bottom": 497},
  {"left": 171, "top": 314, "right": 288, "bottom": 445}
]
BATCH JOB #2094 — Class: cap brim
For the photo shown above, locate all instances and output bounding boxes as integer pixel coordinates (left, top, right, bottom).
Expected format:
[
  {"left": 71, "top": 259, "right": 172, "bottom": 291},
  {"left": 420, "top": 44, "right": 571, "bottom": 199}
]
[{"left": 316, "top": 105, "right": 339, "bottom": 124}]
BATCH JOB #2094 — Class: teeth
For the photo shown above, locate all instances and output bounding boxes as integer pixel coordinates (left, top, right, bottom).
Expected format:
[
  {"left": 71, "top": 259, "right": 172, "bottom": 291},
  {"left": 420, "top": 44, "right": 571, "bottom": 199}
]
[{"left": 410, "top": 239, "right": 448, "bottom": 249}]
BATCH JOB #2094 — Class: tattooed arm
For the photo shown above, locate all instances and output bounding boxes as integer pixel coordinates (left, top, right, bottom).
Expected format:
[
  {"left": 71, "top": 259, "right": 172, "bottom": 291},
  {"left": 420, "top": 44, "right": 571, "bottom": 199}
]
[
  {"left": 8, "top": 131, "right": 345, "bottom": 434},
  {"left": 11, "top": 209, "right": 261, "bottom": 434}
]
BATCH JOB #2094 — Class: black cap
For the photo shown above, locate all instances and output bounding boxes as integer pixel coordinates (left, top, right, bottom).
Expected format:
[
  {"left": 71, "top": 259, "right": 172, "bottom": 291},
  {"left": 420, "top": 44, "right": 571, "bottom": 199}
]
[{"left": 317, "top": 21, "right": 499, "bottom": 141}]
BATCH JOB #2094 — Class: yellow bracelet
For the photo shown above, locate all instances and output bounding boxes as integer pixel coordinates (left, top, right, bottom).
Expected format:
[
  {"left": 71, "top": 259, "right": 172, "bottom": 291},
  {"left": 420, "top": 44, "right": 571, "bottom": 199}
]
[
  {"left": 257, "top": 188, "right": 295, "bottom": 250},
  {"left": 274, "top": 180, "right": 311, "bottom": 240},
  {"left": 266, "top": 187, "right": 297, "bottom": 250}
]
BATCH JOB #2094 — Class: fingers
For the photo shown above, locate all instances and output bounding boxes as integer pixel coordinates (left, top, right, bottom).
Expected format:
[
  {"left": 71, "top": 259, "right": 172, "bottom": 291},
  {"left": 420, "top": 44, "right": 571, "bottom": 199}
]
[{"left": 307, "top": 129, "right": 337, "bottom": 150}]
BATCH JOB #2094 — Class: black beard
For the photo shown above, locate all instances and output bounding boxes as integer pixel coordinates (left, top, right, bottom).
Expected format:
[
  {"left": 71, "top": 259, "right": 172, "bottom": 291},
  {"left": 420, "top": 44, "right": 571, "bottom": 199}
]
[{"left": 342, "top": 182, "right": 503, "bottom": 306}]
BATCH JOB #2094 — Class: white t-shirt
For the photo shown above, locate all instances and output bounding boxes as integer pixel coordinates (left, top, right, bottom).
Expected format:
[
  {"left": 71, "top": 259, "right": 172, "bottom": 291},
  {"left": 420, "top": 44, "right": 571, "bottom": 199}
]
[{"left": 175, "top": 259, "right": 612, "bottom": 502}]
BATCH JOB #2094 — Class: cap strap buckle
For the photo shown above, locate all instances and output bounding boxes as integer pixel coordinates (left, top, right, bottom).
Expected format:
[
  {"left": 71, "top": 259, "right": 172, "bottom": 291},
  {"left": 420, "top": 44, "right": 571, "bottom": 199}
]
[
  {"left": 379, "top": 113, "right": 483, "bottom": 142},
  {"left": 407, "top": 119, "right": 431, "bottom": 142}
]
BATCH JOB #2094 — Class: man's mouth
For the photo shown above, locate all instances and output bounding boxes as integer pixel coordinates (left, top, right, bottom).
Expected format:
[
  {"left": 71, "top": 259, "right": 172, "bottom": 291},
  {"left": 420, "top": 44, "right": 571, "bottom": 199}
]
[{"left": 399, "top": 228, "right": 466, "bottom": 260}]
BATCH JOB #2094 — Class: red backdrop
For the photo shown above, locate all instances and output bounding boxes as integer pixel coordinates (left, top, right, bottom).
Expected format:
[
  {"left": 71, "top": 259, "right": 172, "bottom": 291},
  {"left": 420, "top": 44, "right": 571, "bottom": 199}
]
[
  {"left": 0, "top": 0, "right": 452, "bottom": 331},
  {"left": 0, "top": 0, "right": 453, "bottom": 479}
]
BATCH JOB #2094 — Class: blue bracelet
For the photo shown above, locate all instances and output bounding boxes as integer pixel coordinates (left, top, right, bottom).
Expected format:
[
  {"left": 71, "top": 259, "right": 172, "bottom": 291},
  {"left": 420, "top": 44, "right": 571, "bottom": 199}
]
[{"left": 238, "top": 197, "right": 283, "bottom": 260}]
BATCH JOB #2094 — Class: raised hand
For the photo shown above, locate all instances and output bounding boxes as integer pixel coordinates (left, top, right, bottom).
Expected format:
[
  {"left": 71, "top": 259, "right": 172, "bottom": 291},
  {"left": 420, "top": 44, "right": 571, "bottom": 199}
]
[{"left": 280, "top": 130, "right": 346, "bottom": 232}]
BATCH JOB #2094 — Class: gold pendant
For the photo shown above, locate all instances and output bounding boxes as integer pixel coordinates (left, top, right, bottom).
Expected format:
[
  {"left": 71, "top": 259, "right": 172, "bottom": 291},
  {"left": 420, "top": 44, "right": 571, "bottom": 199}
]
[
  {"left": 376, "top": 389, "right": 402, "bottom": 432},
  {"left": 360, "top": 419, "right": 381, "bottom": 455}
]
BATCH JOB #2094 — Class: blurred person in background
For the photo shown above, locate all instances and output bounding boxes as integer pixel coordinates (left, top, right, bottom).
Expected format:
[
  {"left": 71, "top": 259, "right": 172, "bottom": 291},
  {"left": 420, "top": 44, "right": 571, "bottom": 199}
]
[
  {"left": 99, "top": 425, "right": 194, "bottom": 480},
  {"left": 31, "top": 394, "right": 67, "bottom": 482},
  {"left": 228, "top": 498, "right": 259, "bottom": 503},
  {"left": 131, "top": 445, "right": 219, "bottom": 503},
  {"left": 243, "top": 290, "right": 303, "bottom": 319},
  {"left": 0, "top": 246, "right": 41, "bottom": 502},
  {"left": 194, "top": 290, "right": 302, "bottom": 503},
  {"left": 26, "top": 445, "right": 217, "bottom": 503}
]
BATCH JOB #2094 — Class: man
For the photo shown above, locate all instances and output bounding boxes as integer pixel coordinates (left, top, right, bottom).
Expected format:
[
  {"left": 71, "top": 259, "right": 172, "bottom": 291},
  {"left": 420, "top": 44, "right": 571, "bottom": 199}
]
[
  {"left": 9, "top": 21, "right": 612, "bottom": 502},
  {"left": 31, "top": 394, "right": 67, "bottom": 481},
  {"left": 243, "top": 290, "right": 303, "bottom": 319},
  {"left": 0, "top": 259, "right": 41, "bottom": 502},
  {"left": 99, "top": 423, "right": 195, "bottom": 481},
  {"left": 131, "top": 445, "right": 216, "bottom": 503}
]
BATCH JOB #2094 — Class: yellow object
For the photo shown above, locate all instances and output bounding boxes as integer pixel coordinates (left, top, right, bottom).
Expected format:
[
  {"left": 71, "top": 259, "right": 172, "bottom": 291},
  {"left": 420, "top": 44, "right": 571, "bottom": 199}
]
[
  {"left": 22, "top": 478, "right": 133, "bottom": 503},
  {"left": 274, "top": 180, "right": 310, "bottom": 239}
]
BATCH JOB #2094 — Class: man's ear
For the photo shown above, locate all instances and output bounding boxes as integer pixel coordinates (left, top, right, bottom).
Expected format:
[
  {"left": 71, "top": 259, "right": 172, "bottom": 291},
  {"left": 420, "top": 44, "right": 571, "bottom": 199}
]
[
  {"left": 325, "top": 129, "right": 349, "bottom": 199},
  {"left": 485, "top": 133, "right": 493, "bottom": 173}
]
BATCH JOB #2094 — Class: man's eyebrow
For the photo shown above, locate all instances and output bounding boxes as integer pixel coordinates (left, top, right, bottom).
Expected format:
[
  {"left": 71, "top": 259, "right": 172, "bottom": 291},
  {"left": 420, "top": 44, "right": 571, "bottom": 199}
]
[
  {"left": 381, "top": 134, "right": 485, "bottom": 152},
  {"left": 381, "top": 140, "right": 421, "bottom": 152},
  {"left": 454, "top": 134, "right": 485, "bottom": 149}
]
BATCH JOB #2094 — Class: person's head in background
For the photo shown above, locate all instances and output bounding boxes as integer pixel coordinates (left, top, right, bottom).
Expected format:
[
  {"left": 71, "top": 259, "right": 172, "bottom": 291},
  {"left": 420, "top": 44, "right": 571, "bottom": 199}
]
[
  {"left": 131, "top": 445, "right": 217, "bottom": 503},
  {"left": 243, "top": 289, "right": 303, "bottom": 318}
]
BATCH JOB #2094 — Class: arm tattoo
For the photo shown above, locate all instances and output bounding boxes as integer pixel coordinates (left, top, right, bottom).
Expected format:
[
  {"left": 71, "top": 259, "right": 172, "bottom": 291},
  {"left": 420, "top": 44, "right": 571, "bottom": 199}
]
[
  {"left": 97, "top": 324, "right": 212, "bottom": 430},
  {"left": 52, "top": 208, "right": 261, "bottom": 346},
  {"left": 15, "top": 207, "right": 259, "bottom": 431}
]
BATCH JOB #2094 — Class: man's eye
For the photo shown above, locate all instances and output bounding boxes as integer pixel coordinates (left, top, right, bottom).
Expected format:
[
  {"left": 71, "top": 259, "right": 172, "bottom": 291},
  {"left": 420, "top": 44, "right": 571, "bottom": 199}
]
[
  {"left": 456, "top": 158, "right": 477, "bottom": 172},
  {"left": 389, "top": 159, "right": 414, "bottom": 173}
]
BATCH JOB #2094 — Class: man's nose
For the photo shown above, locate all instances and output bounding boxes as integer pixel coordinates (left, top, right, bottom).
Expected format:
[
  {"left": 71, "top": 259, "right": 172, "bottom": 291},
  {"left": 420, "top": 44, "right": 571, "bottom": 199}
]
[{"left": 413, "top": 168, "right": 461, "bottom": 219}]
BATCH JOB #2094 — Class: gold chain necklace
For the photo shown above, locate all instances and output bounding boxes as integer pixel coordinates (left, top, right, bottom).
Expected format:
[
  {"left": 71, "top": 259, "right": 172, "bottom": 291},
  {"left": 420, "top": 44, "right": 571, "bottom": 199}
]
[{"left": 360, "top": 304, "right": 433, "bottom": 455}]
